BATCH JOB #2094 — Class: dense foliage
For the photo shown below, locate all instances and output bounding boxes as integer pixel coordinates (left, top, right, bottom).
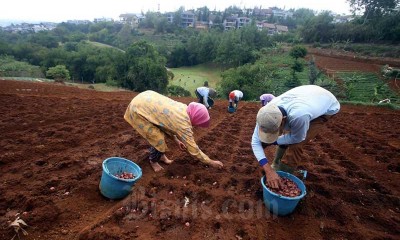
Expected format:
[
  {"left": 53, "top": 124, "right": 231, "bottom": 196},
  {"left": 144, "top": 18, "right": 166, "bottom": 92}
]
[{"left": 0, "top": 2, "right": 399, "bottom": 98}]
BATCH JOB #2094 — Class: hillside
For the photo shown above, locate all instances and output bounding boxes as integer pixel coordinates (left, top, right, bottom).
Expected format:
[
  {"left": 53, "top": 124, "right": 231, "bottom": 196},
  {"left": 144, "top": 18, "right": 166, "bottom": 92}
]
[{"left": 0, "top": 80, "right": 399, "bottom": 240}]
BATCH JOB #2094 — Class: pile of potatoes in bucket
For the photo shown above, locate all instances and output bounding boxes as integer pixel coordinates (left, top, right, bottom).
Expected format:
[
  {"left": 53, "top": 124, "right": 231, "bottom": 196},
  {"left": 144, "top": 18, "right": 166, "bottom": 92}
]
[
  {"left": 269, "top": 178, "right": 301, "bottom": 197},
  {"left": 114, "top": 171, "right": 135, "bottom": 179}
]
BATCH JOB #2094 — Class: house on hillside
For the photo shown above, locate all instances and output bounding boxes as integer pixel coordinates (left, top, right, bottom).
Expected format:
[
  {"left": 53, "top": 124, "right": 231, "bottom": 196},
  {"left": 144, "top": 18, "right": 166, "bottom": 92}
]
[
  {"left": 94, "top": 18, "right": 113, "bottom": 23},
  {"left": 194, "top": 21, "right": 209, "bottom": 30},
  {"left": 119, "top": 13, "right": 140, "bottom": 27},
  {"left": 276, "top": 24, "right": 289, "bottom": 34},
  {"left": 181, "top": 11, "right": 195, "bottom": 27},
  {"left": 237, "top": 17, "right": 251, "bottom": 29},
  {"left": 66, "top": 20, "right": 91, "bottom": 25},
  {"left": 263, "top": 22, "right": 276, "bottom": 34},
  {"left": 333, "top": 15, "right": 354, "bottom": 23},
  {"left": 166, "top": 11, "right": 196, "bottom": 28},
  {"left": 166, "top": 12, "right": 174, "bottom": 23},
  {"left": 272, "top": 8, "right": 293, "bottom": 19},
  {"left": 252, "top": 8, "right": 273, "bottom": 18},
  {"left": 223, "top": 17, "right": 237, "bottom": 30},
  {"left": 257, "top": 22, "right": 289, "bottom": 35},
  {"left": 2, "top": 22, "right": 56, "bottom": 33}
]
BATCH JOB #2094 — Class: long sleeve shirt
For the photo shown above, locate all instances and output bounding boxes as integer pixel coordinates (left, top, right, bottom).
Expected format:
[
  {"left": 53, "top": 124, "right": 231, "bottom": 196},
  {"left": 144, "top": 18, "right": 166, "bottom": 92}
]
[
  {"left": 196, "top": 87, "right": 211, "bottom": 107},
  {"left": 124, "top": 90, "right": 211, "bottom": 164},
  {"left": 252, "top": 85, "right": 340, "bottom": 164},
  {"left": 229, "top": 90, "right": 243, "bottom": 102}
]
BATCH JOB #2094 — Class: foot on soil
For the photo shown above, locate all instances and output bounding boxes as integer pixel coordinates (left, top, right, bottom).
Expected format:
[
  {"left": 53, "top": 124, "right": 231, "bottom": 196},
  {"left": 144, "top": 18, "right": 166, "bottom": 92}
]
[
  {"left": 160, "top": 155, "right": 174, "bottom": 165},
  {"left": 150, "top": 161, "right": 164, "bottom": 172}
]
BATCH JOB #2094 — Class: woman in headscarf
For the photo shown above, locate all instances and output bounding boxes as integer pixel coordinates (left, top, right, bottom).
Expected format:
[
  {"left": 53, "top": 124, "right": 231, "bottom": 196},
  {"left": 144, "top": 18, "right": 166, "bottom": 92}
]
[
  {"left": 124, "top": 90, "right": 224, "bottom": 172},
  {"left": 259, "top": 93, "right": 275, "bottom": 107}
]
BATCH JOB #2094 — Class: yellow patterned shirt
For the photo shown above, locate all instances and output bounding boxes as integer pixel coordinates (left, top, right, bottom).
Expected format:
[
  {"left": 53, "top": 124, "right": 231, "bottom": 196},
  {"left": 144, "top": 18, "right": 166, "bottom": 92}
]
[{"left": 124, "top": 90, "right": 211, "bottom": 164}]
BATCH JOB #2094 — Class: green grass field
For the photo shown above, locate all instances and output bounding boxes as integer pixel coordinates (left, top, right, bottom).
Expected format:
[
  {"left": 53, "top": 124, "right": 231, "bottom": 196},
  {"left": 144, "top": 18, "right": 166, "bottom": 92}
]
[
  {"left": 168, "top": 63, "right": 223, "bottom": 96},
  {"left": 87, "top": 41, "right": 125, "bottom": 53}
]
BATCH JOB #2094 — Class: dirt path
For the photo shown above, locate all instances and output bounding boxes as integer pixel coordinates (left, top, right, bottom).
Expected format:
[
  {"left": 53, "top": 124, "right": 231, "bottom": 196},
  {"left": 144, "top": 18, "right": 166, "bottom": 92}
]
[{"left": 0, "top": 80, "right": 399, "bottom": 240}]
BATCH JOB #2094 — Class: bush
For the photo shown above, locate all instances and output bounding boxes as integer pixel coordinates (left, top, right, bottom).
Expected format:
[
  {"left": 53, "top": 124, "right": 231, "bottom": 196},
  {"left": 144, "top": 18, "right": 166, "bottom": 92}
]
[
  {"left": 167, "top": 85, "right": 191, "bottom": 97},
  {"left": 105, "top": 78, "right": 119, "bottom": 87},
  {"left": 289, "top": 45, "right": 307, "bottom": 59},
  {"left": 46, "top": 65, "right": 70, "bottom": 81}
]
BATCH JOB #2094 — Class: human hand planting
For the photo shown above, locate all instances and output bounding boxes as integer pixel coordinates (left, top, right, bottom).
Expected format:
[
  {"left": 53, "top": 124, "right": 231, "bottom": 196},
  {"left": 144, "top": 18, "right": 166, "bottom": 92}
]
[
  {"left": 209, "top": 160, "right": 224, "bottom": 169},
  {"left": 263, "top": 164, "right": 282, "bottom": 189},
  {"left": 174, "top": 135, "right": 187, "bottom": 151}
]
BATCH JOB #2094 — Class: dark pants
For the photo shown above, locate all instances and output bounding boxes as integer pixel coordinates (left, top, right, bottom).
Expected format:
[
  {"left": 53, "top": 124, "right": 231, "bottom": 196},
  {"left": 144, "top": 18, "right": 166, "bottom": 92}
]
[
  {"left": 195, "top": 90, "right": 203, "bottom": 104},
  {"left": 149, "top": 147, "right": 162, "bottom": 163},
  {"left": 229, "top": 100, "right": 239, "bottom": 108}
]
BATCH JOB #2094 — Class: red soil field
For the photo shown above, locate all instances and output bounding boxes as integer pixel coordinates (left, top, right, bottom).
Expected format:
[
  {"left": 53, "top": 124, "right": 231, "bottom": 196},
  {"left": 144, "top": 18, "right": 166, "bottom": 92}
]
[{"left": 0, "top": 80, "right": 399, "bottom": 240}]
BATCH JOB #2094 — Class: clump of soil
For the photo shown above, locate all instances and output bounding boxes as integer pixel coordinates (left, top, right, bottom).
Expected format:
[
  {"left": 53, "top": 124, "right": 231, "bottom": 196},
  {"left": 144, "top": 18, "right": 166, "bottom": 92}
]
[{"left": 268, "top": 177, "right": 301, "bottom": 197}]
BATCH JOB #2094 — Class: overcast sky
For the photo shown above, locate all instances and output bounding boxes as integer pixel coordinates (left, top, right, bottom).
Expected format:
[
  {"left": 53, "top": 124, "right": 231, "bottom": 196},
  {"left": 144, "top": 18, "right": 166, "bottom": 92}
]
[{"left": 1, "top": 0, "right": 352, "bottom": 23}]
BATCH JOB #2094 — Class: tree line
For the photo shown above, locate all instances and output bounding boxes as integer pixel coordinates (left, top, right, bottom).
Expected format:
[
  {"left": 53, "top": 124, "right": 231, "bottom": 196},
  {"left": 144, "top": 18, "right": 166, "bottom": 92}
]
[{"left": 0, "top": 0, "right": 398, "bottom": 95}]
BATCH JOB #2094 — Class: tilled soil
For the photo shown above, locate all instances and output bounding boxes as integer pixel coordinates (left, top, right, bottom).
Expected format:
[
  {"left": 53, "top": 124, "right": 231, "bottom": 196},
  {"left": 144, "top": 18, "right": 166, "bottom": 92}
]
[{"left": 0, "top": 80, "right": 399, "bottom": 240}]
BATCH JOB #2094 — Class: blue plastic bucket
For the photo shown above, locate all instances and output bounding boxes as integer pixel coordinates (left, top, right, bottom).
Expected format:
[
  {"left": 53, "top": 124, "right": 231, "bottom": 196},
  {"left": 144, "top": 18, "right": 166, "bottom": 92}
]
[
  {"left": 99, "top": 157, "right": 142, "bottom": 199},
  {"left": 260, "top": 171, "right": 307, "bottom": 216},
  {"left": 227, "top": 106, "right": 236, "bottom": 113}
]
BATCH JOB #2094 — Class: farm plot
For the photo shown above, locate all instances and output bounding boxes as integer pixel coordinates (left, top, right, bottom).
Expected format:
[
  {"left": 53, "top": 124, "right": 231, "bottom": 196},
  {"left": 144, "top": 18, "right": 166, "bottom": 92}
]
[
  {"left": 337, "top": 72, "right": 400, "bottom": 104},
  {"left": 0, "top": 80, "right": 399, "bottom": 240}
]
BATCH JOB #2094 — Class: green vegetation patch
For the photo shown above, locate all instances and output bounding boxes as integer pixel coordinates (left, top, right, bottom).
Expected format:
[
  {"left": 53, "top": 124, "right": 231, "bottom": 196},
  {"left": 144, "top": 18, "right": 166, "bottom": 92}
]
[
  {"left": 168, "top": 63, "right": 222, "bottom": 97},
  {"left": 0, "top": 56, "right": 44, "bottom": 78},
  {"left": 337, "top": 72, "right": 399, "bottom": 105}
]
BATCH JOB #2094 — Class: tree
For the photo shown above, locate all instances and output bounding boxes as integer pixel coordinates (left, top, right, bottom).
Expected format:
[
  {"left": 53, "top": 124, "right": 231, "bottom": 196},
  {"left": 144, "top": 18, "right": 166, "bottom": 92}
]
[
  {"left": 286, "top": 46, "right": 306, "bottom": 89},
  {"left": 347, "top": 0, "right": 400, "bottom": 19},
  {"left": 300, "top": 11, "right": 335, "bottom": 43},
  {"left": 293, "top": 8, "right": 316, "bottom": 26},
  {"left": 308, "top": 56, "right": 321, "bottom": 84},
  {"left": 289, "top": 45, "right": 308, "bottom": 60},
  {"left": 121, "top": 41, "right": 168, "bottom": 92},
  {"left": 46, "top": 65, "right": 70, "bottom": 81}
]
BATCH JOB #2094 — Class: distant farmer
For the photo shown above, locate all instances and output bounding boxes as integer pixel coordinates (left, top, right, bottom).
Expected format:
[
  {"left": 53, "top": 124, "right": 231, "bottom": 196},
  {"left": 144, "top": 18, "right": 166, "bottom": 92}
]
[
  {"left": 124, "top": 91, "right": 224, "bottom": 172},
  {"left": 251, "top": 85, "right": 340, "bottom": 189},
  {"left": 228, "top": 90, "right": 243, "bottom": 109},
  {"left": 259, "top": 93, "right": 275, "bottom": 107},
  {"left": 195, "top": 86, "right": 217, "bottom": 109}
]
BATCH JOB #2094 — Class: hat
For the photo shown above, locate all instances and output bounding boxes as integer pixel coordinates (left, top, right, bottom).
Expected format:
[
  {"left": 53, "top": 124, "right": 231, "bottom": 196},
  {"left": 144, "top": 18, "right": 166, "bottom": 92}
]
[
  {"left": 256, "top": 104, "right": 282, "bottom": 143},
  {"left": 229, "top": 92, "right": 235, "bottom": 100}
]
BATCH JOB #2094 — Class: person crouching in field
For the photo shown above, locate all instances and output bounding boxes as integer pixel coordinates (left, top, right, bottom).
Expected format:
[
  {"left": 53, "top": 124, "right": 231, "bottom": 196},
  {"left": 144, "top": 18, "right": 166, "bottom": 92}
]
[
  {"left": 195, "top": 86, "right": 217, "bottom": 109},
  {"left": 229, "top": 90, "right": 243, "bottom": 109},
  {"left": 124, "top": 90, "right": 224, "bottom": 172},
  {"left": 251, "top": 85, "right": 340, "bottom": 189},
  {"left": 259, "top": 93, "right": 275, "bottom": 107}
]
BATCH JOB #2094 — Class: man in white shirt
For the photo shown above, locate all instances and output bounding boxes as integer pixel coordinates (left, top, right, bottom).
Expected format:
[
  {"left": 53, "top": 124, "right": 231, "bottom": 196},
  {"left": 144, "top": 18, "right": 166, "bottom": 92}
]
[
  {"left": 195, "top": 86, "right": 217, "bottom": 109},
  {"left": 229, "top": 90, "right": 243, "bottom": 108},
  {"left": 251, "top": 85, "right": 340, "bottom": 189}
]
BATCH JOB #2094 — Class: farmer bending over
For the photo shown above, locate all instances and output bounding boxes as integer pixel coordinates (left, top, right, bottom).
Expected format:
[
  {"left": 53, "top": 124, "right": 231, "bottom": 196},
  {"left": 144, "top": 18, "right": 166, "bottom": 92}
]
[
  {"left": 124, "top": 91, "right": 224, "bottom": 172},
  {"left": 251, "top": 85, "right": 340, "bottom": 189},
  {"left": 229, "top": 90, "right": 243, "bottom": 109},
  {"left": 195, "top": 86, "right": 217, "bottom": 109},
  {"left": 259, "top": 93, "right": 275, "bottom": 107}
]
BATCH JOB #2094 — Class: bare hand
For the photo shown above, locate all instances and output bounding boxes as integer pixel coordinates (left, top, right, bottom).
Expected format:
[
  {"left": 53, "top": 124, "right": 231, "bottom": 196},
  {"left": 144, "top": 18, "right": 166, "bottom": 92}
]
[
  {"left": 174, "top": 136, "right": 187, "bottom": 151},
  {"left": 177, "top": 141, "right": 186, "bottom": 151},
  {"left": 209, "top": 160, "right": 223, "bottom": 169},
  {"left": 263, "top": 165, "right": 282, "bottom": 189}
]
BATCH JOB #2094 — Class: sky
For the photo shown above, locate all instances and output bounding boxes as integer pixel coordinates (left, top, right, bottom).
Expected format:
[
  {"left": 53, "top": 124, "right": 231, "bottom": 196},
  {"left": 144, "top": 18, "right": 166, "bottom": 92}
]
[{"left": 0, "top": 0, "right": 352, "bottom": 23}]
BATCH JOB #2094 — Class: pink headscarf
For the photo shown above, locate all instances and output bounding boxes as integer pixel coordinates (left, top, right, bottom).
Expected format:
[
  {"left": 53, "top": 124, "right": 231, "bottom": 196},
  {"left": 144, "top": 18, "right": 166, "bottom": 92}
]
[{"left": 186, "top": 102, "right": 210, "bottom": 128}]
